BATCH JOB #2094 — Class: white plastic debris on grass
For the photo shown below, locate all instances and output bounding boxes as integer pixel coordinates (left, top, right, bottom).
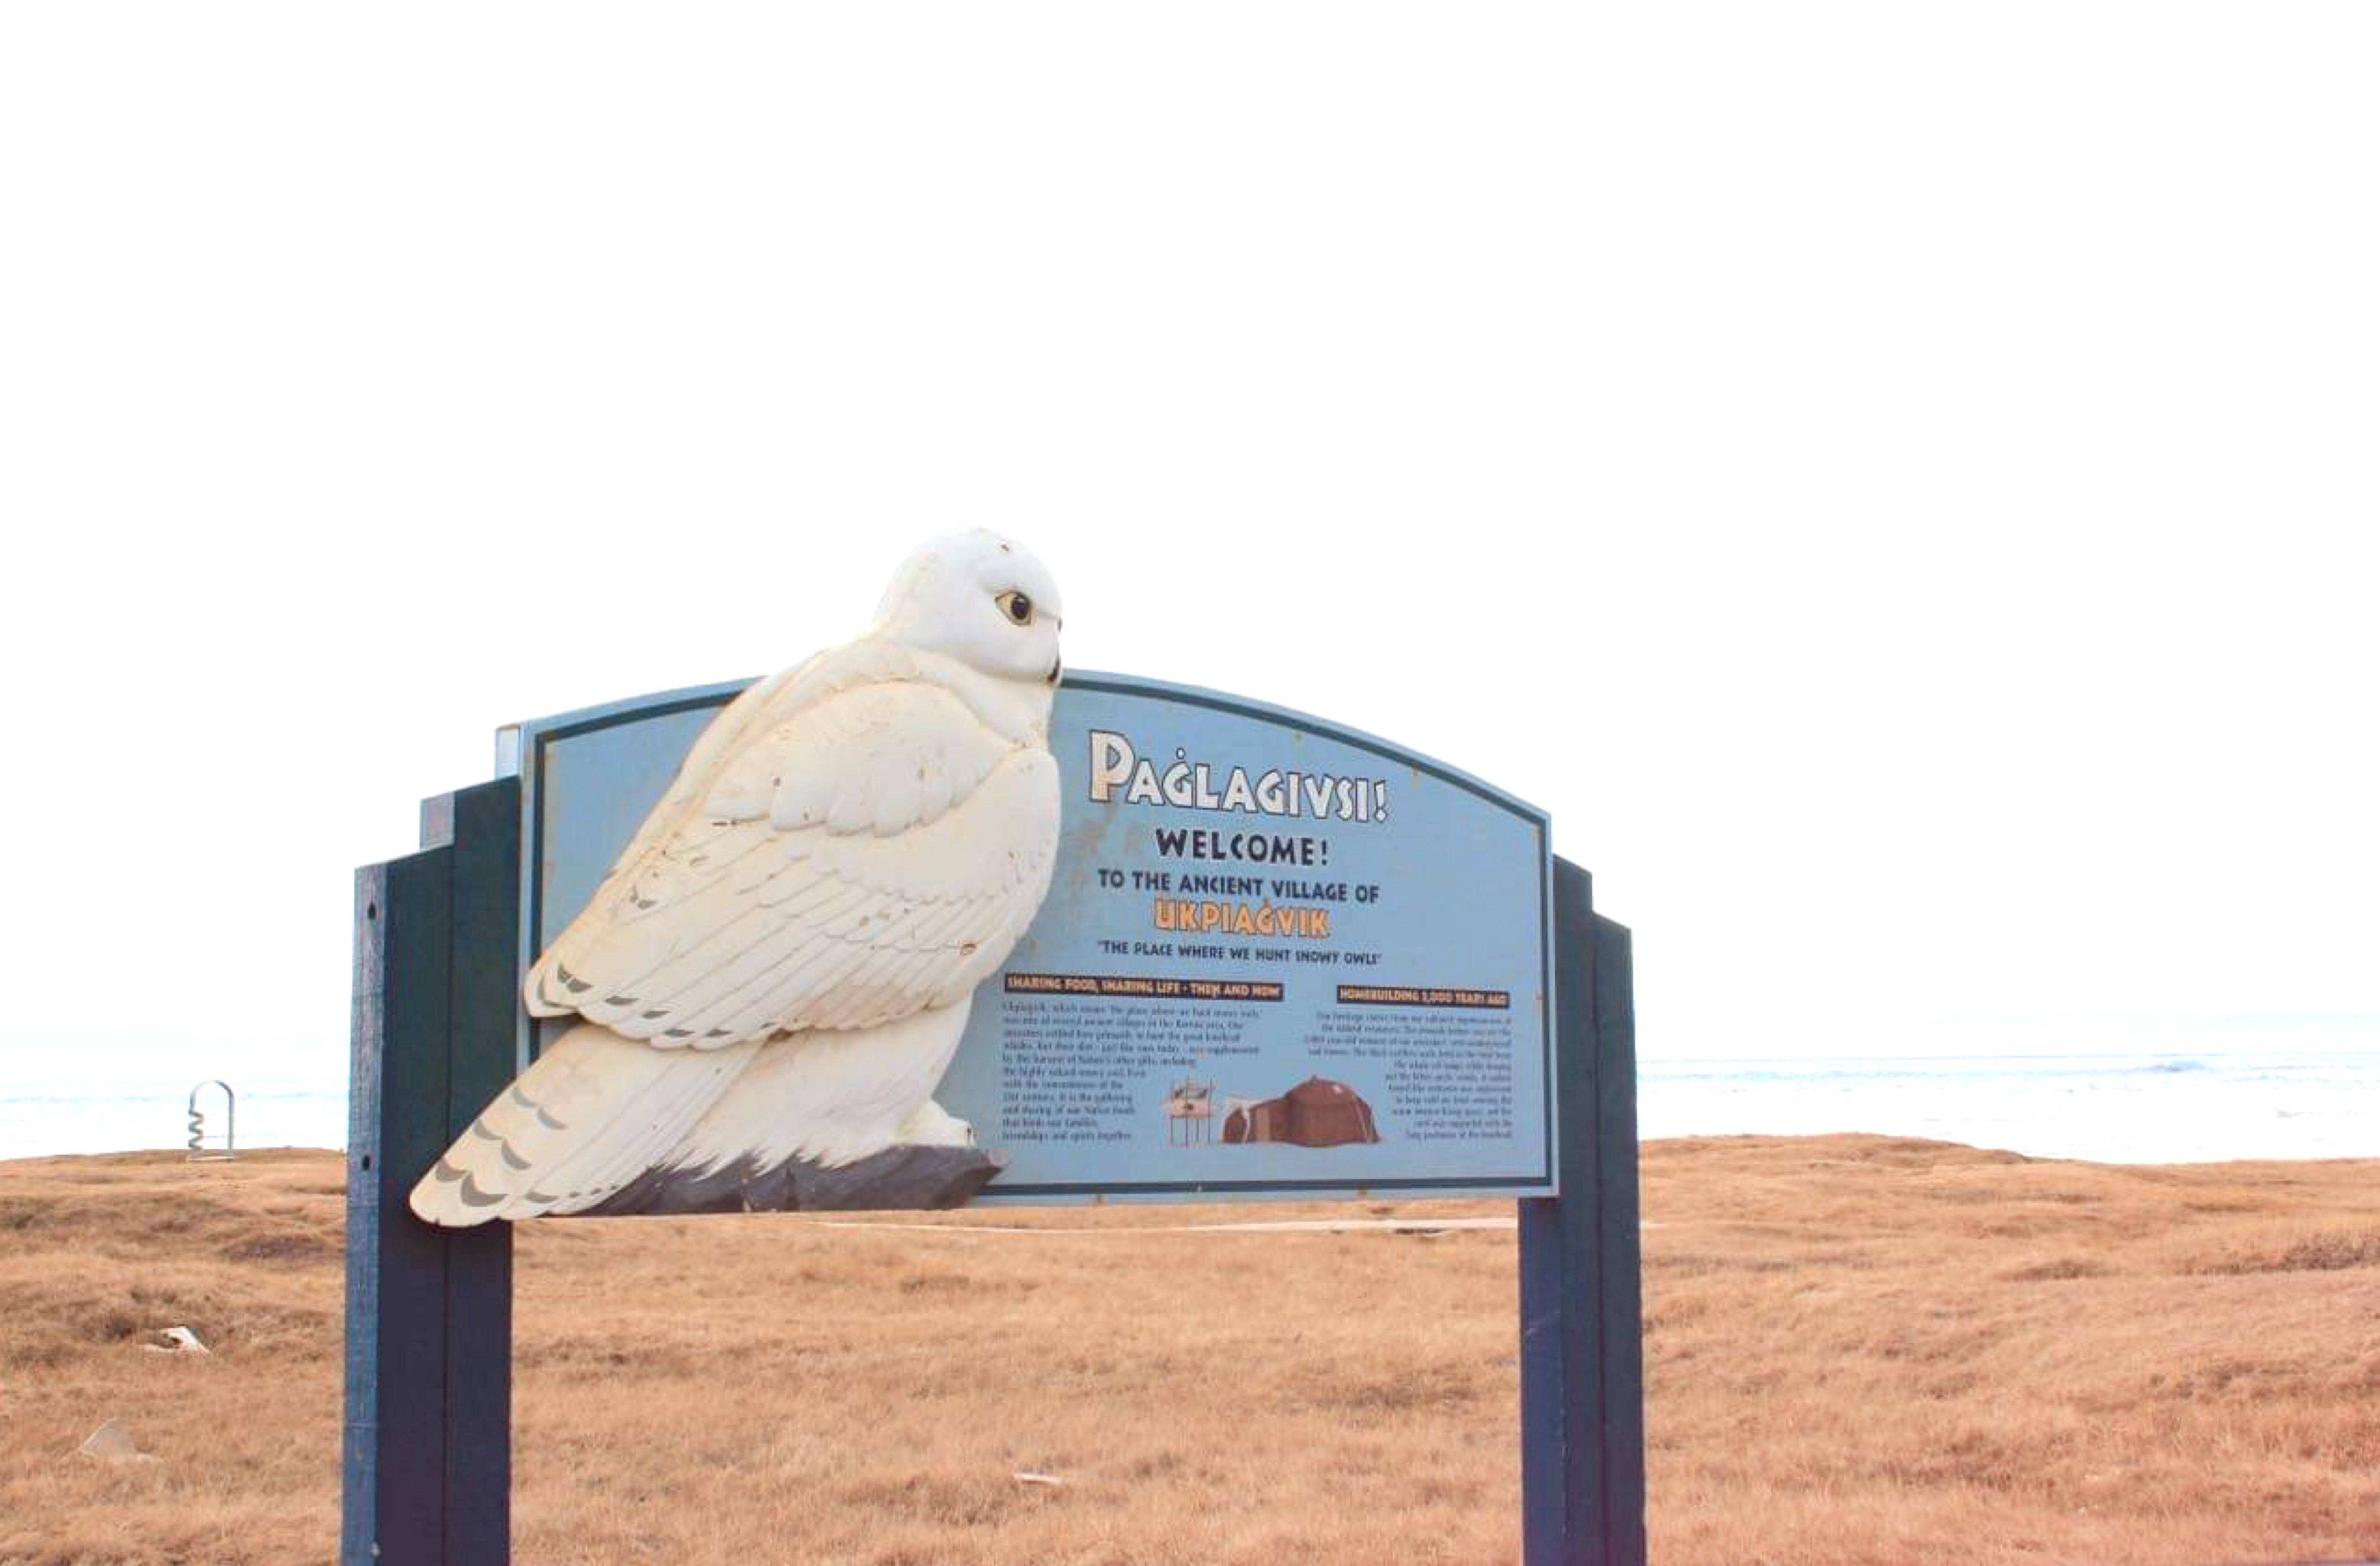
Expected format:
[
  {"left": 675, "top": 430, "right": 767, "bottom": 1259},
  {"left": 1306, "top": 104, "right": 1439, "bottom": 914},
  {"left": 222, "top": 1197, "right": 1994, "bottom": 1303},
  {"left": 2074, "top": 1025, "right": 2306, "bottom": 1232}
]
[{"left": 142, "top": 1326, "right": 209, "bottom": 1355}]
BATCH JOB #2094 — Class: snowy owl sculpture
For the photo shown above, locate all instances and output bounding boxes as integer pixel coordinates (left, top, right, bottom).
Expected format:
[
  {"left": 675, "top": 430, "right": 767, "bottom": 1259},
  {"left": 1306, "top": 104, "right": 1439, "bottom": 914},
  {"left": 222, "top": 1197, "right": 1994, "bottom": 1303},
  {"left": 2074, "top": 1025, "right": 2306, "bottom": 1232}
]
[{"left": 410, "top": 530, "right": 1063, "bottom": 1225}]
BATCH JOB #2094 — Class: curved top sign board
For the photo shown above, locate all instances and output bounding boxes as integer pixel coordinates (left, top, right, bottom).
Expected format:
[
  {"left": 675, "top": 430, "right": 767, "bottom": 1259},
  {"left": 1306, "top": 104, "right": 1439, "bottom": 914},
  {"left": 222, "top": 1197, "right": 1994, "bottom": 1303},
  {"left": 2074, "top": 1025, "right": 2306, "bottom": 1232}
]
[{"left": 499, "top": 671, "right": 1556, "bottom": 1202}]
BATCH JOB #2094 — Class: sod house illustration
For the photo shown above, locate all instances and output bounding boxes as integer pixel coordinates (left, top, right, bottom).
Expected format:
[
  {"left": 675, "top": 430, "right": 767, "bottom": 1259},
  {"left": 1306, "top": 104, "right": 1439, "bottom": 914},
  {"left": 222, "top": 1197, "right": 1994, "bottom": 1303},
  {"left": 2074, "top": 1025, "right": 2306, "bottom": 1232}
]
[{"left": 1220, "top": 1076, "right": 1383, "bottom": 1147}]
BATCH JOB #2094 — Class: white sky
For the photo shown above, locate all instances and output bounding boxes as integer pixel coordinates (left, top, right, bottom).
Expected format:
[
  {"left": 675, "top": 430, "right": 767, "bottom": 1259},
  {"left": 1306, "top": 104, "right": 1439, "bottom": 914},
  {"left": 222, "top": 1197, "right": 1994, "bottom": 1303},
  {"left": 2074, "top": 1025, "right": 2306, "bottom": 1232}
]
[{"left": 2, "top": 4, "right": 2373, "bottom": 1076}]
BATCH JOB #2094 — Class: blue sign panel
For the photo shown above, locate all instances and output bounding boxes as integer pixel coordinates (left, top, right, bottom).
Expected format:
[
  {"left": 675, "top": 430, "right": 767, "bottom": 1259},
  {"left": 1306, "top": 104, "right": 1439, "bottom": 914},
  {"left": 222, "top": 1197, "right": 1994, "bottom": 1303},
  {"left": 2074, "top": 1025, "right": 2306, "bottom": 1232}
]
[{"left": 506, "top": 672, "right": 1556, "bottom": 1201}]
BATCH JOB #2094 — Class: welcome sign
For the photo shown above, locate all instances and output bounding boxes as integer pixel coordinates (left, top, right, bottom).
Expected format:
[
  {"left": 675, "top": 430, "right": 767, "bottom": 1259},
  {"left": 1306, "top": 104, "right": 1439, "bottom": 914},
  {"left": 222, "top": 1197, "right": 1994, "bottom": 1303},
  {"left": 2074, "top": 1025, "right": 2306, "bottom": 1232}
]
[
  {"left": 506, "top": 671, "right": 1557, "bottom": 1202},
  {"left": 349, "top": 670, "right": 1636, "bottom": 1566}
]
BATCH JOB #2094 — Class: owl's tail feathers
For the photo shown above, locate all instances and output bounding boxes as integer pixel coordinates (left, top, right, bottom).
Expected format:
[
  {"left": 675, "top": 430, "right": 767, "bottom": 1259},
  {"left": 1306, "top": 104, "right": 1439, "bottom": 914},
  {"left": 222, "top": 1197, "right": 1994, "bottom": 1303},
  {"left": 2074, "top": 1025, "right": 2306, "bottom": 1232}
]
[{"left": 408, "top": 1022, "right": 763, "bottom": 1227}]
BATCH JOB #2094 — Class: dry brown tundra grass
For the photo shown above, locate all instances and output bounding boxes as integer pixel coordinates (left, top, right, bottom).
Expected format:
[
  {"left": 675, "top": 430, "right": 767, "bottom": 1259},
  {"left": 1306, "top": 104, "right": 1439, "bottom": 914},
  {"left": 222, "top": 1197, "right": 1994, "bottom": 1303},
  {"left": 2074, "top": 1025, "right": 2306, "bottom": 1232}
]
[{"left": 1, "top": 1136, "right": 2376, "bottom": 1565}]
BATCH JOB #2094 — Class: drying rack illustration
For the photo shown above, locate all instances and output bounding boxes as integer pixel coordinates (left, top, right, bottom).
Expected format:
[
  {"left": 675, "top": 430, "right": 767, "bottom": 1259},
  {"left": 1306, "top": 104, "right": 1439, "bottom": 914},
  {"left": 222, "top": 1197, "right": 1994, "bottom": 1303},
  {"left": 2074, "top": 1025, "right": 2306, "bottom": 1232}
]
[{"left": 1163, "top": 1078, "right": 1215, "bottom": 1145}]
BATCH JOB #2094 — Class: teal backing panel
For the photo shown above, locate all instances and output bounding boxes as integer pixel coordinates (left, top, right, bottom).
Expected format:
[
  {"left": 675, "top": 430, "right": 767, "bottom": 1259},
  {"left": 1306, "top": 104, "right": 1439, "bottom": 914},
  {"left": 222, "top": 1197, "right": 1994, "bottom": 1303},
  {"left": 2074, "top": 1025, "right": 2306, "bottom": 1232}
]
[{"left": 508, "top": 671, "right": 1554, "bottom": 1202}]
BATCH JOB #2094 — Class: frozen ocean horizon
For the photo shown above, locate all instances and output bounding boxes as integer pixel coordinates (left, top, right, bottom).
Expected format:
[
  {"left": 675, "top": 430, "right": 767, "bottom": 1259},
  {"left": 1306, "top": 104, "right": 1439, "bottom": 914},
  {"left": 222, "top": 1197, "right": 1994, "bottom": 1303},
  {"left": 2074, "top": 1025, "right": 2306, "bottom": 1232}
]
[{"left": 4, "top": 1042, "right": 2374, "bottom": 1166}]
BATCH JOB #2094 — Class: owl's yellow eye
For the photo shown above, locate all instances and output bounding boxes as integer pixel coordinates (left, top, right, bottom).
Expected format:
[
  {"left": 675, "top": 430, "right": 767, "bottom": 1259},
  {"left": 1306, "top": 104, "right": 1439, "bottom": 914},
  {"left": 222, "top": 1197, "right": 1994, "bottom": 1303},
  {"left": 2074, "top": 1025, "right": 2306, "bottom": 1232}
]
[{"left": 996, "top": 590, "right": 1034, "bottom": 625}]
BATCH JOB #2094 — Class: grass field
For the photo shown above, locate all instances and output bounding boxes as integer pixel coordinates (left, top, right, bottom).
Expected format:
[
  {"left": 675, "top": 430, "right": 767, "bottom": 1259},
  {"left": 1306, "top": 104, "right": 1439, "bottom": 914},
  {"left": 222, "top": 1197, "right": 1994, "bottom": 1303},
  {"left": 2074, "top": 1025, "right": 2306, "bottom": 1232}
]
[{"left": 2, "top": 1136, "right": 2376, "bottom": 1564}]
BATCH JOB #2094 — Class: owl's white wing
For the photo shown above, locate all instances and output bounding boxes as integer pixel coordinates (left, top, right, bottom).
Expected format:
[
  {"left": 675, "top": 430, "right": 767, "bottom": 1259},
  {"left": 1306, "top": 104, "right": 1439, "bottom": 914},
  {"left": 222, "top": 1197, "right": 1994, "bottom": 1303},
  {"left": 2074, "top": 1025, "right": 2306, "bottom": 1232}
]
[
  {"left": 526, "top": 678, "right": 1058, "bottom": 1047},
  {"left": 581, "top": 657, "right": 812, "bottom": 893}
]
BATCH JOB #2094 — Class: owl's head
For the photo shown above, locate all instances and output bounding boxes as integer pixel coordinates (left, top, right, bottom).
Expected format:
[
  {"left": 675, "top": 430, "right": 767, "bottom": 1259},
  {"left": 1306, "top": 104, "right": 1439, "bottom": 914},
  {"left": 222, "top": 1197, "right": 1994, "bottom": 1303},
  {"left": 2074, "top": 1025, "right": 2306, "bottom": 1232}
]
[{"left": 871, "top": 529, "right": 1065, "bottom": 686}]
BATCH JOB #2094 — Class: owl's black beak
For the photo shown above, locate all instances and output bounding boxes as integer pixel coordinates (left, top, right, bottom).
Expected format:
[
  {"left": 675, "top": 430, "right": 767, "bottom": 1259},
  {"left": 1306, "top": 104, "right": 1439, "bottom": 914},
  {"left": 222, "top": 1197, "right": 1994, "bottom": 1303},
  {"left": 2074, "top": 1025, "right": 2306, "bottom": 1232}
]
[{"left": 1046, "top": 656, "right": 1063, "bottom": 686}]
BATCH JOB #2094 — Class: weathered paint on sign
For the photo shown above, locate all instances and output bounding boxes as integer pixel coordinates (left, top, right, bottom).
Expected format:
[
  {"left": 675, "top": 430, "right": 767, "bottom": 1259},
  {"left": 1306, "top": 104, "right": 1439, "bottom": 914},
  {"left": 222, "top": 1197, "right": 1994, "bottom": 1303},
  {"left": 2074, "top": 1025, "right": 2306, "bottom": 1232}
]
[{"left": 506, "top": 672, "right": 1556, "bottom": 1202}]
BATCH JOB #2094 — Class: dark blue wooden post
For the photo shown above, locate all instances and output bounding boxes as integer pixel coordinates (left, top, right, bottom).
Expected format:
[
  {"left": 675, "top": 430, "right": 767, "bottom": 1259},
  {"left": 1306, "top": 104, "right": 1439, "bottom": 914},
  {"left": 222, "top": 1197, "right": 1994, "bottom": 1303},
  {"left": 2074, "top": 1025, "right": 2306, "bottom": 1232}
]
[
  {"left": 343, "top": 779, "right": 519, "bottom": 1566},
  {"left": 1519, "top": 858, "right": 1646, "bottom": 1566}
]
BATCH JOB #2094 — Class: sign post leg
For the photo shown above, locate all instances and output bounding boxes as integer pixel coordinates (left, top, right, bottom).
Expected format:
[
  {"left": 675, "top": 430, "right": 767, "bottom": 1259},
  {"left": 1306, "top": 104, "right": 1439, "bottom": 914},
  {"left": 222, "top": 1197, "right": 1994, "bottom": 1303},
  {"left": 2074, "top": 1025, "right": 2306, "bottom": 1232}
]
[
  {"left": 1519, "top": 858, "right": 1646, "bottom": 1566},
  {"left": 343, "top": 780, "right": 519, "bottom": 1566}
]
